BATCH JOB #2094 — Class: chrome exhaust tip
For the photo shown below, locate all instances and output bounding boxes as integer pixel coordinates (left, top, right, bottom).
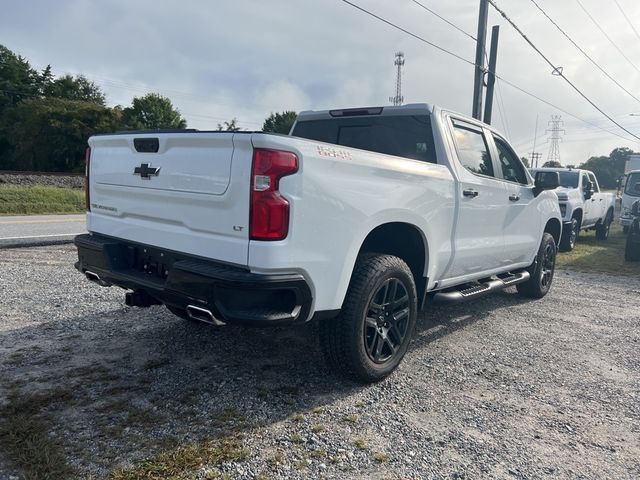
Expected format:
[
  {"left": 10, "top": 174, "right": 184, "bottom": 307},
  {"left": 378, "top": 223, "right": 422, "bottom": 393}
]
[
  {"left": 85, "top": 270, "right": 110, "bottom": 287},
  {"left": 186, "top": 305, "right": 225, "bottom": 326}
]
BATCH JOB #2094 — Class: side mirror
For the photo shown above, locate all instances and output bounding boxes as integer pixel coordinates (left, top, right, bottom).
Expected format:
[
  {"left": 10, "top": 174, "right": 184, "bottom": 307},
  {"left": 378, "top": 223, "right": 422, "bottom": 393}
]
[
  {"left": 634, "top": 182, "right": 640, "bottom": 194},
  {"left": 534, "top": 171, "right": 559, "bottom": 196}
]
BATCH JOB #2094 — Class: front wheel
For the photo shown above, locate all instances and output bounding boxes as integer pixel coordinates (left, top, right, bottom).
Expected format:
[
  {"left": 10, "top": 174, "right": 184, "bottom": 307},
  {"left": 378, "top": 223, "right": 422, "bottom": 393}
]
[
  {"left": 319, "top": 253, "right": 417, "bottom": 383},
  {"left": 625, "top": 220, "right": 640, "bottom": 261},
  {"left": 559, "top": 218, "right": 579, "bottom": 252},
  {"left": 595, "top": 211, "right": 613, "bottom": 240},
  {"left": 517, "top": 233, "right": 556, "bottom": 299}
]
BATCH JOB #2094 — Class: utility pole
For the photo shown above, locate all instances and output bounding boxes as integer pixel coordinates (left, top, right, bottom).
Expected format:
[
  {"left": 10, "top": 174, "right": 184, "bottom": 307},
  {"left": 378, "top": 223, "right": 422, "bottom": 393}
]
[
  {"left": 483, "top": 25, "right": 500, "bottom": 124},
  {"left": 389, "top": 52, "right": 405, "bottom": 106},
  {"left": 546, "top": 115, "right": 565, "bottom": 163},
  {"left": 472, "top": 0, "right": 489, "bottom": 120},
  {"left": 529, "top": 152, "right": 542, "bottom": 168},
  {"left": 529, "top": 114, "right": 542, "bottom": 167}
]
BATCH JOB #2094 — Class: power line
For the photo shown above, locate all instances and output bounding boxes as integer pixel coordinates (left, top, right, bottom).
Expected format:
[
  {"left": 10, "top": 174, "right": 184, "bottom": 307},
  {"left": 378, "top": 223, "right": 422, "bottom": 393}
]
[
  {"left": 341, "top": 0, "right": 638, "bottom": 143},
  {"left": 613, "top": 0, "right": 640, "bottom": 45},
  {"left": 410, "top": 1, "right": 476, "bottom": 41},
  {"left": 574, "top": 0, "right": 640, "bottom": 75},
  {"left": 486, "top": 0, "right": 640, "bottom": 142},
  {"left": 529, "top": 0, "right": 640, "bottom": 105},
  {"left": 410, "top": 0, "right": 514, "bottom": 136},
  {"left": 340, "top": 0, "right": 473, "bottom": 65}
]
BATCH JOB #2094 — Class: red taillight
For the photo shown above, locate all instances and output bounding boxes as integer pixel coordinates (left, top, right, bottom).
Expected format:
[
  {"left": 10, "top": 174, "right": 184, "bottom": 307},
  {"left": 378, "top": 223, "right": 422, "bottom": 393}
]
[
  {"left": 85, "top": 147, "right": 91, "bottom": 211},
  {"left": 250, "top": 148, "right": 298, "bottom": 241}
]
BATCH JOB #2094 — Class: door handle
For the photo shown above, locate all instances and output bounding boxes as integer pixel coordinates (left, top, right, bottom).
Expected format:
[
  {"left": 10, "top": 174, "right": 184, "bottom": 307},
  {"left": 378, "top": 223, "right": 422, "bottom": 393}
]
[
  {"left": 509, "top": 194, "right": 520, "bottom": 202},
  {"left": 463, "top": 189, "right": 479, "bottom": 198}
]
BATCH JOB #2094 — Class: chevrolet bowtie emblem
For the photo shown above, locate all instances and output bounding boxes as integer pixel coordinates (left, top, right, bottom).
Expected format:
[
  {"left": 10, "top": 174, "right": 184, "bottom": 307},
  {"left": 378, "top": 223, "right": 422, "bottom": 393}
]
[{"left": 134, "top": 163, "right": 161, "bottom": 179}]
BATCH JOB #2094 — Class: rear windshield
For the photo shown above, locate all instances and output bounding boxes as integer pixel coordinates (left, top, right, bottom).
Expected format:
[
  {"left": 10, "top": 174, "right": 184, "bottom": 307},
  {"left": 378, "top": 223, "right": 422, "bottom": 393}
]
[
  {"left": 625, "top": 172, "right": 640, "bottom": 196},
  {"left": 291, "top": 115, "right": 437, "bottom": 163}
]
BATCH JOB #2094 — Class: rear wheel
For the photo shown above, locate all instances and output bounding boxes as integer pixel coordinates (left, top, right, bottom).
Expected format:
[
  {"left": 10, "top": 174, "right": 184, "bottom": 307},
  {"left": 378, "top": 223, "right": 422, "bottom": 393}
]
[
  {"left": 559, "top": 218, "right": 579, "bottom": 252},
  {"left": 319, "top": 254, "right": 417, "bottom": 383},
  {"left": 517, "top": 233, "right": 556, "bottom": 299},
  {"left": 595, "top": 211, "right": 613, "bottom": 240}
]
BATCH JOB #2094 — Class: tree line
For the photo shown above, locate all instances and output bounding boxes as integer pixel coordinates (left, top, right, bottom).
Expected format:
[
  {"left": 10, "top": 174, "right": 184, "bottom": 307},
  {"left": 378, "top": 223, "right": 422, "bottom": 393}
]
[{"left": 0, "top": 45, "right": 295, "bottom": 173}]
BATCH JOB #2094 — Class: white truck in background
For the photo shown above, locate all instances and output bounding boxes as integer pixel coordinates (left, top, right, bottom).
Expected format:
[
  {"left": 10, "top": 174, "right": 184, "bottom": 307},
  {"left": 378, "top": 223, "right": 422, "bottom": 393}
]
[
  {"left": 621, "top": 170, "right": 640, "bottom": 233},
  {"left": 625, "top": 154, "right": 640, "bottom": 174},
  {"left": 530, "top": 168, "right": 615, "bottom": 251},
  {"left": 74, "top": 104, "right": 562, "bottom": 382}
]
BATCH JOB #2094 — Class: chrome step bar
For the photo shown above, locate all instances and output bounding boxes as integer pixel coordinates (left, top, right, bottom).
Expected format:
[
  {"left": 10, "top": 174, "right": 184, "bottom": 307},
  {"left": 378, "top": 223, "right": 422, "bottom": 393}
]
[{"left": 432, "top": 270, "right": 530, "bottom": 304}]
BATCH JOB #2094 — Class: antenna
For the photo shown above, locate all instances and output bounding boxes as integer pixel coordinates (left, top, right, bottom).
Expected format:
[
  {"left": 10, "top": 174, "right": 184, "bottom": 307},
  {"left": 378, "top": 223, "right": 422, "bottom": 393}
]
[{"left": 389, "top": 52, "right": 405, "bottom": 106}]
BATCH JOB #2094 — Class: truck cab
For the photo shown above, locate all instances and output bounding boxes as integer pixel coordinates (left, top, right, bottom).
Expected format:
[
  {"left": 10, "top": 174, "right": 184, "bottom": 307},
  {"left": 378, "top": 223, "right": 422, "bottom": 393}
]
[
  {"left": 621, "top": 170, "right": 640, "bottom": 232},
  {"left": 529, "top": 167, "right": 615, "bottom": 251}
]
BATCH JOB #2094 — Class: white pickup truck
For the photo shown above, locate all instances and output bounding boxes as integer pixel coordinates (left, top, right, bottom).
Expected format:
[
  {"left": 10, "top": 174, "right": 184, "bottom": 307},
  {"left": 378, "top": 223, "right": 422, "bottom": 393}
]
[
  {"left": 530, "top": 168, "right": 615, "bottom": 251},
  {"left": 75, "top": 104, "right": 562, "bottom": 382}
]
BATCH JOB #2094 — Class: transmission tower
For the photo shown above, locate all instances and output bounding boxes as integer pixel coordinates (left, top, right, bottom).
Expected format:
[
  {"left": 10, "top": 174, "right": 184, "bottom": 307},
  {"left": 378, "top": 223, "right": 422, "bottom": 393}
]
[
  {"left": 389, "top": 52, "right": 405, "bottom": 106},
  {"left": 546, "top": 115, "right": 565, "bottom": 163}
]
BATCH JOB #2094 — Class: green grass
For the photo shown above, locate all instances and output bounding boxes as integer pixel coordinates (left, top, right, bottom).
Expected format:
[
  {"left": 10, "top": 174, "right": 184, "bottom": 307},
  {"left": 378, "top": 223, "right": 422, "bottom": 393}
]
[
  {"left": 555, "top": 223, "right": 640, "bottom": 275},
  {"left": 0, "top": 186, "right": 84, "bottom": 215},
  {"left": 109, "top": 436, "right": 249, "bottom": 480}
]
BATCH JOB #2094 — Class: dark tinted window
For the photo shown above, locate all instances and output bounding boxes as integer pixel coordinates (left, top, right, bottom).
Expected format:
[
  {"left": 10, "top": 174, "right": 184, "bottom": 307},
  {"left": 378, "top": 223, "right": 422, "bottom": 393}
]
[
  {"left": 558, "top": 171, "right": 579, "bottom": 188},
  {"left": 625, "top": 172, "right": 640, "bottom": 196},
  {"left": 494, "top": 136, "right": 528, "bottom": 184},
  {"left": 291, "top": 115, "right": 436, "bottom": 163},
  {"left": 452, "top": 123, "right": 494, "bottom": 177}
]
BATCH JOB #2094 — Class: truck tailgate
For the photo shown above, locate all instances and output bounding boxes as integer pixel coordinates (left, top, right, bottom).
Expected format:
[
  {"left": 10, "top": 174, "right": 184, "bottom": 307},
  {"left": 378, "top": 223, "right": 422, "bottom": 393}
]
[{"left": 87, "top": 132, "right": 252, "bottom": 266}]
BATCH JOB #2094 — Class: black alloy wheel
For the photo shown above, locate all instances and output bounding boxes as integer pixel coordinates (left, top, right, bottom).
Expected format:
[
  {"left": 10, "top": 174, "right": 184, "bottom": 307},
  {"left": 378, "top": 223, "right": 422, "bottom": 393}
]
[
  {"left": 539, "top": 241, "right": 556, "bottom": 290},
  {"left": 364, "top": 278, "right": 410, "bottom": 364}
]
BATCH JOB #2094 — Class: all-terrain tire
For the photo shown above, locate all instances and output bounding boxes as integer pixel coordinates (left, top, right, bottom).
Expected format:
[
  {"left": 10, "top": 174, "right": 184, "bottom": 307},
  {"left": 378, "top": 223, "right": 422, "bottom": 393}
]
[
  {"left": 517, "top": 233, "right": 556, "bottom": 299},
  {"left": 595, "top": 210, "right": 613, "bottom": 241},
  {"left": 319, "top": 253, "right": 417, "bottom": 383},
  {"left": 625, "top": 221, "right": 640, "bottom": 261},
  {"left": 559, "top": 218, "right": 579, "bottom": 252}
]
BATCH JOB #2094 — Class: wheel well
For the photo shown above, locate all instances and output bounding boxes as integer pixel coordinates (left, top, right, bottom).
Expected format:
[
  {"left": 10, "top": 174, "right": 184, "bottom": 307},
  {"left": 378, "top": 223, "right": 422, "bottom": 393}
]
[
  {"left": 358, "top": 222, "right": 427, "bottom": 302},
  {"left": 572, "top": 209, "right": 583, "bottom": 227},
  {"left": 545, "top": 218, "right": 562, "bottom": 245}
]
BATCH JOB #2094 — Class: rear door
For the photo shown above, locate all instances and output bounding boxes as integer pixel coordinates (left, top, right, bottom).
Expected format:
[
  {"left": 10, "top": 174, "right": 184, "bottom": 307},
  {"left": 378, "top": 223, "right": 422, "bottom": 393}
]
[
  {"left": 443, "top": 118, "right": 507, "bottom": 279},
  {"left": 87, "top": 132, "right": 252, "bottom": 266}
]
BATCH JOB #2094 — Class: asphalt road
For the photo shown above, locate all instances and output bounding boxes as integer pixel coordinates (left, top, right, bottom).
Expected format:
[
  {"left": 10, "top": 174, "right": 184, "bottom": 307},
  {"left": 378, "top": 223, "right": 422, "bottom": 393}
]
[{"left": 0, "top": 214, "right": 86, "bottom": 248}]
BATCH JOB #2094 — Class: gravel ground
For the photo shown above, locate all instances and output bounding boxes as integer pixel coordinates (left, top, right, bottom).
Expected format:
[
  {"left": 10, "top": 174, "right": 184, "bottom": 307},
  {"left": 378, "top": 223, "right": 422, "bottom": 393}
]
[
  {"left": 0, "top": 173, "right": 84, "bottom": 189},
  {"left": 0, "top": 245, "right": 639, "bottom": 479}
]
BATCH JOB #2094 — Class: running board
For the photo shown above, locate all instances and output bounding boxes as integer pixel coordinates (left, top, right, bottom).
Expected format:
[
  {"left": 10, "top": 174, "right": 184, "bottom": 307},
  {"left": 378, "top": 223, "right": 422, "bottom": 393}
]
[{"left": 432, "top": 271, "right": 530, "bottom": 304}]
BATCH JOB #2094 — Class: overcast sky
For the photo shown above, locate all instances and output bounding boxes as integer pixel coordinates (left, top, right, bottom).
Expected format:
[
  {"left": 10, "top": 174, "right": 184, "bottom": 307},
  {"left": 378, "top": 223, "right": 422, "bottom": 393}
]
[{"left": 3, "top": 0, "right": 640, "bottom": 165}]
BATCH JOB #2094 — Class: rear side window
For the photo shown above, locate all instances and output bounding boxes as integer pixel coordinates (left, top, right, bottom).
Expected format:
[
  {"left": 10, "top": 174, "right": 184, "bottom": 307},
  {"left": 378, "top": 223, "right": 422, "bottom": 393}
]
[
  {"left": 291, "top": 115, "right": 436, "bottom": 163},
  {"left": 452, "top": 123, "right": 494, "bottom": 177}
]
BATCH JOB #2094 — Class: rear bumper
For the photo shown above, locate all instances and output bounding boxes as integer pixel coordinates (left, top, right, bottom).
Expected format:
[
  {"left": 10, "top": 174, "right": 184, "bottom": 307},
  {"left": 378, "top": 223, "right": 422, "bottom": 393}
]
[{"left": 74, "top": 233, "right": 313, "bottom": 326}]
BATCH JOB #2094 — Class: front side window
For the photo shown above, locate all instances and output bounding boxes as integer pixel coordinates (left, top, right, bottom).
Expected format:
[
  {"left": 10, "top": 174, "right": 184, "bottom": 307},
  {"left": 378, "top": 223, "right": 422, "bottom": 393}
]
[
  {"left": 625, "top": 172, "right": 640, "bottom": 196},
  {"left": 452, "top": 123, "right": 494, "bottom": 177},
  {"left": 493, "top": 136, "right": 528, "bottom": 184}
]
